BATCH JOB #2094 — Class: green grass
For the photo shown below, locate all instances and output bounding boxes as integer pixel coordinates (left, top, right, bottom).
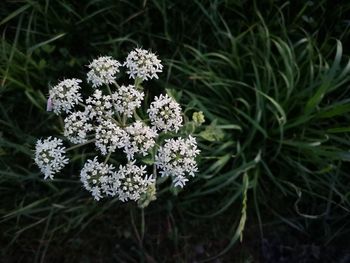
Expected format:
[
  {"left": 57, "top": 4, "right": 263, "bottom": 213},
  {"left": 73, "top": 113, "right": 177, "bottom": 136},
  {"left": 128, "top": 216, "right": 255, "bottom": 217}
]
[{"left": 1, "top": 0, "right": 350, "bottom": 262}]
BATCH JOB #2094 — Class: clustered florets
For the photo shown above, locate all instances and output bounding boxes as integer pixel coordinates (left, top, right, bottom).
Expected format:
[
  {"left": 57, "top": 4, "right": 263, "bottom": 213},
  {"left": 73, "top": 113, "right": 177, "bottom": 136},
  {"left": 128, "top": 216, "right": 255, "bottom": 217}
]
[
  {"left": 86, "top": 89, "right": 113, "bottom": 122},
  {"left": 34, "top": 137, "right": 69, "bottom": 180},
  {"left": 87, "top": 56, "right": 121, "bottom": 88},
  {"left": 80, "top": 157, "right": 118, "bottom": 200},
  {"left": 111, "top": 85, "right": 144, "bottom": 117},
  {"left": 124, "top": 121, "right": 157, "bottom": 160},
  {"left": 34, "top": 48, "right": 200, "bottom": 206},
  {"left": 95, "top": 120, "right": 128, "bottom": 155},
  {"left": 156, "top": 136, "right": 200, "bottom": 187},
  {"left": 64, "top": 111, "right": 93, "bottom": 144},
  {"left": 117, "top": 161, "right": 155, "bottom": 202},
  {"left": 124, "top": 48, "right": 163, "bottom": 80},
  {"left": 49, "top": 78, "right": 83, "bottom": 115},
  {"left": 148, "top": 94, "right": 183, "bottom": 132}
]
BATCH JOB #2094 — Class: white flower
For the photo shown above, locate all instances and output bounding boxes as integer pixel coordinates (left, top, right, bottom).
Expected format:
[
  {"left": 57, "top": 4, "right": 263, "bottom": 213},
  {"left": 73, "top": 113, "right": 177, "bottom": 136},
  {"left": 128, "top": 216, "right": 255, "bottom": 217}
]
[
  {"left": 155, "top": 135, "right": 200, "bottom": 187},
  {"left": 124, "top": 48, "right": 163, "bottom": 81},
  {"left": 49, "top": 78, "right": 83, "bottom": 115},
  {"left": 34, "top": 137, "right": 69, "bottom": 179},
  {"left": 85, "top": 89, "right": 113, "bottom": 122},
  {"left": 80, "top": 157, "right": 119, "bottom": 201},
  {"left": 117, "top": 161, "right": 155, "bottom": 202},
  {"left": 64, "top": 111, "right": 93, "bottom": 144},
  {"left": 147, "top": 94, "right": 183, "bottom": 132},
  {"left": 95, "top": 120, "right": 128, "bottom": 155},
  {"left": 111, "top": 85, "right": 144, "bottom": 118},
  {"left": 87, "top": 56, "right": 121, "bottom": 87},
  {"left": 124, "top": 121, "right": 157, "bottom": 160}
]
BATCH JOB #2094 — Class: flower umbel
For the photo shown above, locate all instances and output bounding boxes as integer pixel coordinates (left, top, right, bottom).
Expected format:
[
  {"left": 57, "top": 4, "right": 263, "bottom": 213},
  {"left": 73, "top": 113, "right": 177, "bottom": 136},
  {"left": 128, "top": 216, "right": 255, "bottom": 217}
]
[
  {"left": 49, "top": 78, "right": 83, "bottom": 115},
  {"left": 95, "top": 120, "right": 128, "bottom": 155},
  {"left": 111, "top": 84, "right": 144, "bottom": 118},
  {"left": 64, "top": 111, "right": 93, "bottom": 144},
  {"left": 87, "top": 56, "right": 121, "bottom": 87},
  {"left": 124, "top": 48, "right": 163, "bottom": 81},
  {"left": 156, "top": 135, "right": 200, "bottom": 187},
  {"left": 36, "top": 49, "right": 200, "bottom": 207},
  {"left": 86, "top": 89, "right": 113, "bottom": 122},
  {"left": 124, "top": 121, "right": 157, "bottom": 160},
  {"left": 34, "top": 137, "right": 69, "bottom": 179},
  {"left": 148, "top": 94, "right": 183, "bottom": 132},
  {"left": 117, "top": 161, "right": 155, "bottom": 202},
  {"left": 80, "top": 157, "right": 119, "bottom": 201}
]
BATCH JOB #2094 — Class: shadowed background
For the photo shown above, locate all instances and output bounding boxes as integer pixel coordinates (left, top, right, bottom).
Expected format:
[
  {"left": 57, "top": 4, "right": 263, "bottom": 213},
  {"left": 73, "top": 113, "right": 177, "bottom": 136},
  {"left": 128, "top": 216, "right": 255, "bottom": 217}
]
[{"left": 1, "top": 1, "right": 350, "bottom": 262}]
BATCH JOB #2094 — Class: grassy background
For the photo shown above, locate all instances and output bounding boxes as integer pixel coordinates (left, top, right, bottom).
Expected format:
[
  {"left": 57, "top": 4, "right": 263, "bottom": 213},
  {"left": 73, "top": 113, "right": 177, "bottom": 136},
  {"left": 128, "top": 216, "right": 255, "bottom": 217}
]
[{"left": 1, "top": 0, "right": 350, "bottom": 262}]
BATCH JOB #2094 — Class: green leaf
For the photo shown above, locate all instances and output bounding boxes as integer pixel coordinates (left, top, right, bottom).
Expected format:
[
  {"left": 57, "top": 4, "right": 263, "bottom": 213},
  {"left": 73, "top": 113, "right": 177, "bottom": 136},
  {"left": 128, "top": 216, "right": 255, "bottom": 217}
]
[
  {"left": 327, "top": 127, "right": 350, "bottom": 133},
  {"left": 199, "top": 123, "right": 225, "bottom": 142}
]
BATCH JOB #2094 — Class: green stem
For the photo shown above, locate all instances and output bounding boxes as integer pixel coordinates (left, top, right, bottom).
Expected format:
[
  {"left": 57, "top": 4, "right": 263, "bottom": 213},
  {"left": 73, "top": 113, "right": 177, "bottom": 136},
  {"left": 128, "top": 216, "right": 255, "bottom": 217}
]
[
  {"left": 122, "top": 113, "right": 127, "bottom": 126},
  {"left": 106, "top": 84, "right": 123, "bottom": 124},
  {"left": 153, "top": 163, "right": 157, "bottom": 180},
  {"left": 130, "top": 207, "right": 142, "bottom": 247},
  {"left": 133, "top": 109, "right": 142, "bottom": 121},
  {"left": 103, "top": 115, "right": 121, "bottom": 126},
  {"left": 134, "top": 77, "right": 143, "bottom": 90},
  {"left": 66, "top": 138, "right": 95, "bottom": 152},
  {"left": 104, "top": 151, "right": 112, "bottom": 165},
  {"left": 113, "top": 81, "right": 121, "bottom": 89},
  {"left": 141, "top": 208, "right": 145, "bottom": 241},
  {"left": 79, "top": 102, "right": 87, "bottom": 108}
]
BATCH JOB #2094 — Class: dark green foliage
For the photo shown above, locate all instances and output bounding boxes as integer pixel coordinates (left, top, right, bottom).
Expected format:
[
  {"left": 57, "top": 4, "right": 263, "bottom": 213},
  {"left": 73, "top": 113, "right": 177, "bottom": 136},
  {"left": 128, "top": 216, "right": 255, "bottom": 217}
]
[{"left": 1, "top": 0, "right": 350, "bottom": 262}]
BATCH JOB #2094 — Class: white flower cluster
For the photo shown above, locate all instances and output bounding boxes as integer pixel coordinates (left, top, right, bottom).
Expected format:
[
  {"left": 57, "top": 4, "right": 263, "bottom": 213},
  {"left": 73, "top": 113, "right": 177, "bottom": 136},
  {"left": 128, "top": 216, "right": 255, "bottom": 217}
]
[
  {"left": 80, "top": 157, "right": 118, "bottom": 200},
  {"left": 117, "top": 162, "right": 155, "bottom": 202},
  {"left": 64, "top": 111, "right": 93, "bottom": 144},
  {"left": 156, "top": 136, "right": 200, "bottom": 188},
  {"left": 95, "top": 120, "right": 128, "bottom": 155},
  {"left": 35, "top": 49, "right": 200, "bottom": 207},
  {"left": 124, "top": 121, "right": 157, "bottom": 160},
  {"left": 49, "top": 78, "right": 82, "bottom": 115},
  {"left": 111, "top": 85, "right": 144, "bottom": 117},
  {"left": 148, "top": 94, "right": 183, "bottom": 132},
  {"left": 86, "top": 89, "right": 113, "bottom": 122},
  {"left": 124, "top": 48, "right": 163, "bottom": 80},
  {"left": 87, "top": 56, "right": 121, "bottom": 87},
  {"left": 80, "top": 158, "right": 154, "bottom": 202},
  {"left": 34, "top": 137, "right": 69, "bottom": 179}
]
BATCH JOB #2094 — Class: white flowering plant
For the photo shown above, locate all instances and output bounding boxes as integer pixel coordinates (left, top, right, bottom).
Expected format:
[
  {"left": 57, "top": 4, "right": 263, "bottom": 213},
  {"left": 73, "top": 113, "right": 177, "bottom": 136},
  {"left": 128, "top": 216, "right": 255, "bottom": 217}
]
[{"left": 34, "top": 48, "right": 201, "bottom": 208}]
